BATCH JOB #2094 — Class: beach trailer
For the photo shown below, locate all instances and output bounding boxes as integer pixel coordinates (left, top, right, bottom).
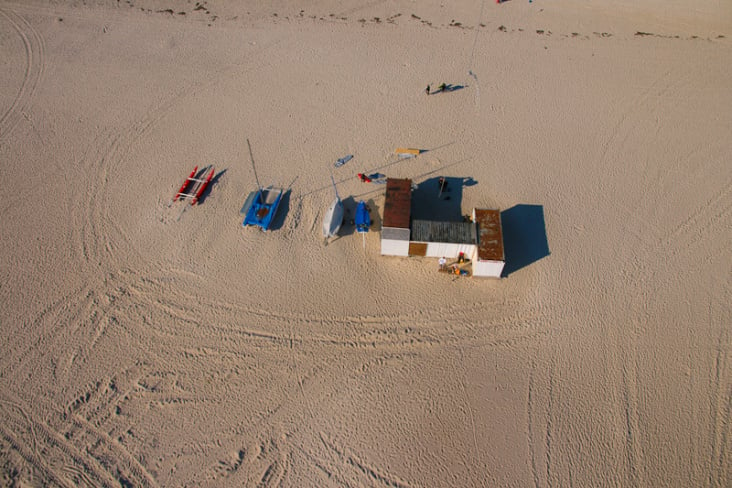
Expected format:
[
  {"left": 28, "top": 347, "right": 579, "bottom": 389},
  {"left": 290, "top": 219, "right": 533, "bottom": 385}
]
[
  {"left": 471, "top": 208, "right": 505, "bottom": 278},
  {"left": 408, "top": 220, "right": 476, "bottom": 258},
  {"left": 380, "top": 178, "right": 412, "bottom": 256}
]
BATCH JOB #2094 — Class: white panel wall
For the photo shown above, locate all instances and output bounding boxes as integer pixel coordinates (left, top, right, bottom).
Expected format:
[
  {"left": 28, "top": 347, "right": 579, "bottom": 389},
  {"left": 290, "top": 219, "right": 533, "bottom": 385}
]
[
  {"left": 424, "top": 242, "right": 476, "bottom": 258},
  {"left": 381, "top": 239, "right": 409, "bottom": 256},
  {"left": 473, "top": 260, "right": 504, "bottom": 278}
]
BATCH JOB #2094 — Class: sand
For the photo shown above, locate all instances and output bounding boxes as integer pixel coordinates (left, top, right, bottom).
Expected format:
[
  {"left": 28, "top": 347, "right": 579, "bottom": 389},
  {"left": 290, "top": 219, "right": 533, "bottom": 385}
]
[{"left": 1, "top": 0, "right": 730, "bottom": 486}]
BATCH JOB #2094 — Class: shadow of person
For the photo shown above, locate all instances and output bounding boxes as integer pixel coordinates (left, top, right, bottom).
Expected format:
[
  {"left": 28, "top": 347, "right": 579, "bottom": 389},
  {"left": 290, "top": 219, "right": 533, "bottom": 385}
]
[{"left": 443, "top": 83, "right": 466, "bottom": 92}]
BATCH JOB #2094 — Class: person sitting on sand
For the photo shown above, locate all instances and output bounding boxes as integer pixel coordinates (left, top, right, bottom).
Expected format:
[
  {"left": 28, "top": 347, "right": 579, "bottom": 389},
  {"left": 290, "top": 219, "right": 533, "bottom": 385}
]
[{"left": 357, "top": 173, "right": 372, "bottom": 183}]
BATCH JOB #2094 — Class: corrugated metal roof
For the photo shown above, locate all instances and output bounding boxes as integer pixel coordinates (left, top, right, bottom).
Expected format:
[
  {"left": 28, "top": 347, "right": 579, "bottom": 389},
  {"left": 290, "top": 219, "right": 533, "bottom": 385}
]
[
  {"left": 381, "top": 227, "right": 411, "bottom": 241},
  {"left": 383, "top": 178, "right": 411, "bottom": 229},
  {"left": 411, "top": 220, "right": 476, "bottom": 244},
  {"left": 474, "top": 208, "right": 504, "bottom": 261}
]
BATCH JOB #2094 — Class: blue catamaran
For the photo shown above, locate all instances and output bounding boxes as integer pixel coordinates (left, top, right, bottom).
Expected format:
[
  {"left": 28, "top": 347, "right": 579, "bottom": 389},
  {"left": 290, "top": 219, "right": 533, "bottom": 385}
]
[
  {"left": 241, "top": 185, "right": 283, "bottom": 231},
  {"left": 355, "top": 201, "right": 371, "bottom": 233},
  {"left": 241, "top": 139, "right": 283, "bottom": 231},
  {"left": 355, "top": 200, "right": 370, "bottom": 248}
]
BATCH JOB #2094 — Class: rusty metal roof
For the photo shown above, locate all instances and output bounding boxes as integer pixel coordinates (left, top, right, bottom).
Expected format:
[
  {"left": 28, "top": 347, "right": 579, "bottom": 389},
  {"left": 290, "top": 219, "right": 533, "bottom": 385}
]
[
  {"left": 383, "top": 178, "right": 412, "bottom": 229},
  {"left": 474, "top": 208, "right": 504, "bottom": 261}
]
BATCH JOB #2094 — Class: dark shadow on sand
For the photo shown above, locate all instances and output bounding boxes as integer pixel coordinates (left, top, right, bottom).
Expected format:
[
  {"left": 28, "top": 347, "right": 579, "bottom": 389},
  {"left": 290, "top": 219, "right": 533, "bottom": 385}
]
[
  {"left": 338, "top": 196, "right": 359, "bottom": 237},
  {"left": 197, "top": 167, "right": 226, "bottom": 205},
  {"left": 411, "top": 176, "right": 474, "bottom": 222},
  {"left": 500, "top": 204, "right": 550, "bottom": 276},
  {"left": 267, "top": 189, "right": 291, "bottom": 231},
  {"left": 429, "top": 83, "right": 467, "bottom": 94}
]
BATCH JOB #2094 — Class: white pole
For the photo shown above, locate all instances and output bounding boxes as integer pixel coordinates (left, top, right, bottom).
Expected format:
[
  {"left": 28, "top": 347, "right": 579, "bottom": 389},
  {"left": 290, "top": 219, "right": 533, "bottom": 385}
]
[{"left": 247, "top": 138, "right": 262, "bottom": 191}]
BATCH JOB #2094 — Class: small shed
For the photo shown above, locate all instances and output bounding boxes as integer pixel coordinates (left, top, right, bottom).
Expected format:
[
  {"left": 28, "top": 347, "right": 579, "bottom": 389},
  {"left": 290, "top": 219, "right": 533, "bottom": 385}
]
[
  {"left": 380, "top": 178, "right": 412, "bottom": 256},
  {"left": 471, "top": 208, "right": 505, "bottom": 278}
]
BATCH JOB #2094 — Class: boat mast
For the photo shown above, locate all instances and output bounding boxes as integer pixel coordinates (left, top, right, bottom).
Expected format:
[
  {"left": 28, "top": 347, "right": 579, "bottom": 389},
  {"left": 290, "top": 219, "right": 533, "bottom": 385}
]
[
  {"left": 330, "top": 174, "right": 340, "bottom": 200},
  {"left": 247, "top": 138, "right": 262, "bottom": 191}
]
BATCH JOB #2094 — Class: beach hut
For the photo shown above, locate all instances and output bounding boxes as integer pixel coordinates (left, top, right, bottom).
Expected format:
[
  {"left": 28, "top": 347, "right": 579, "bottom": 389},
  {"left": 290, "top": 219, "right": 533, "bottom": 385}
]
[
  {"left": 380, "top": 178, "right": 478, "bottom": 258},
  {"left": 471, "top": 208, "right": 505, "bottom": 278},
  {"left": 380, "top": 179, "right": 505, "bottom": 279},
  {"left": 380, "top": 178, "right": 412, "bottom": 256}
]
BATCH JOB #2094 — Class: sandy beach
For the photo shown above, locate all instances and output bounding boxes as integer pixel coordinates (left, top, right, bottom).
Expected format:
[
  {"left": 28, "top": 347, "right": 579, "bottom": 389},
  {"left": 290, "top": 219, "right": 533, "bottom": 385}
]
[{"left": 1, "top": 0, "right": 730, "bottom": 486}]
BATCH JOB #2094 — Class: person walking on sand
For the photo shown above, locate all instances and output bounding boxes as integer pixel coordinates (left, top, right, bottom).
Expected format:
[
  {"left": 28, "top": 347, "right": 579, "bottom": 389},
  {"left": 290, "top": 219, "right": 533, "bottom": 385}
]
[
  {"left": 425, "top": 84, "right": 431, "bottom": 95},
  {"left": 438, "top": 82, "right": 447, "bottom": 93},
  {"left": 439, "top": 256, "right": 447, "bottom": 271}
]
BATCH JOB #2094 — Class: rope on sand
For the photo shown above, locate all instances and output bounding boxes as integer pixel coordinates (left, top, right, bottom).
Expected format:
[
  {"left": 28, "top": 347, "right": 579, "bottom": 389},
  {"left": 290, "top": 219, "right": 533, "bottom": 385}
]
[
  {"left": 467, "top": 0, "right": 485, "bottom": 75},
  {"left": 467, "top": 0, "right": 485, "bottom": 110}
]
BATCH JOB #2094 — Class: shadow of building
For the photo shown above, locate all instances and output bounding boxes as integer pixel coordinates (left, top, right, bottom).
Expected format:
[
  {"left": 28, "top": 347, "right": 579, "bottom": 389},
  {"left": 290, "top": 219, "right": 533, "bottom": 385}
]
[
  {"left": 500, "top": 204, "right": 550, "bottom": 276},
  {"left": 410, "top": 176, "right": 468, "bottom": 222}
]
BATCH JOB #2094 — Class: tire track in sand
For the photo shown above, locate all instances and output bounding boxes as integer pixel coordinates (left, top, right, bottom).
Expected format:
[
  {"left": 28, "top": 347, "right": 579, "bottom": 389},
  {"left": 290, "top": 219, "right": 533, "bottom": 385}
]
[
  {"left": 527, "top": 359, "right": 541, "bottom": 488},
  {"left": 596, "top": 66, "right": 729, "bottom": 270},
  {"left": 17, "top": 30, "right": 295, "bottom": 484},
  {"left": 124, "top": 273, "right": 547, "bottom": 352},
  {"left": 0, "top": 278, "right": 174, "bottom": 486},
  {"left": 708, "top": 298, "right": 731, "bottom": 488},
  {"left": 587, "top": 65, "right": 727, "bottom": 486},
  {"left": 654, "top": 177, "right": 732, "bottom": 261},
  {"left": 176, "top": 300, "right": 549, "bottom": 486},
  {"left": 120, "top": 287, "right": 548, "bottom": 487},
  {"left": 590, "top": 67, "right": 690, "bottom": 226},
  {"left": 544, "top": 358, "right": 556, "bottom": 488},
  {"left": 0, "top": 6, "right": 45, "bottom": 142},
  {"left": 0, "top": 389, "right": 153, "bottom": 488},
  {"left": 130, "top": 287, "right": 548, "bottom": 355},
  {"left": 452, "top": 346, "right": 481, "bottom": 479},
  {"left": 120, "top": 272, "right": 554, "bottom": 484},
  {"left": 0, "top": 270, "right": 149, "bottom": 387},
  {"left": 318, "top": 433, "right": 411, "bottom": 488},
  {"left": 609, "top": 179, "right": 731, "bottom": 487},
  {"left": 78, "top": 35, "right": 282, "bottom": 271},
  {"left": 54, "top": 364, "right": 161, "bottom": 487},
  {"left": 0, "top": 298, "right": 163, "bottom": 485},
  {"left": 620, "top": 342, "right": 643, "bottom": 487},
  {"left": 0, "top": 282, "right": 87, "bottom": 380}
]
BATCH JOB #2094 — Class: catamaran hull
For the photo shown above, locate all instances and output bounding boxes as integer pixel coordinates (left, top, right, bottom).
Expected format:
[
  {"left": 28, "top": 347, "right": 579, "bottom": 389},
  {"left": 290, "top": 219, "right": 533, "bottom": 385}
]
[
  {"left": 242, "top": 186, "right": 283, "bottom": 231},
  {"left": 323, "top": 198, "right": 344, "bottom": 238},
  {"left": 355, "top": 200, "right": 371, "bottom": 233}
]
